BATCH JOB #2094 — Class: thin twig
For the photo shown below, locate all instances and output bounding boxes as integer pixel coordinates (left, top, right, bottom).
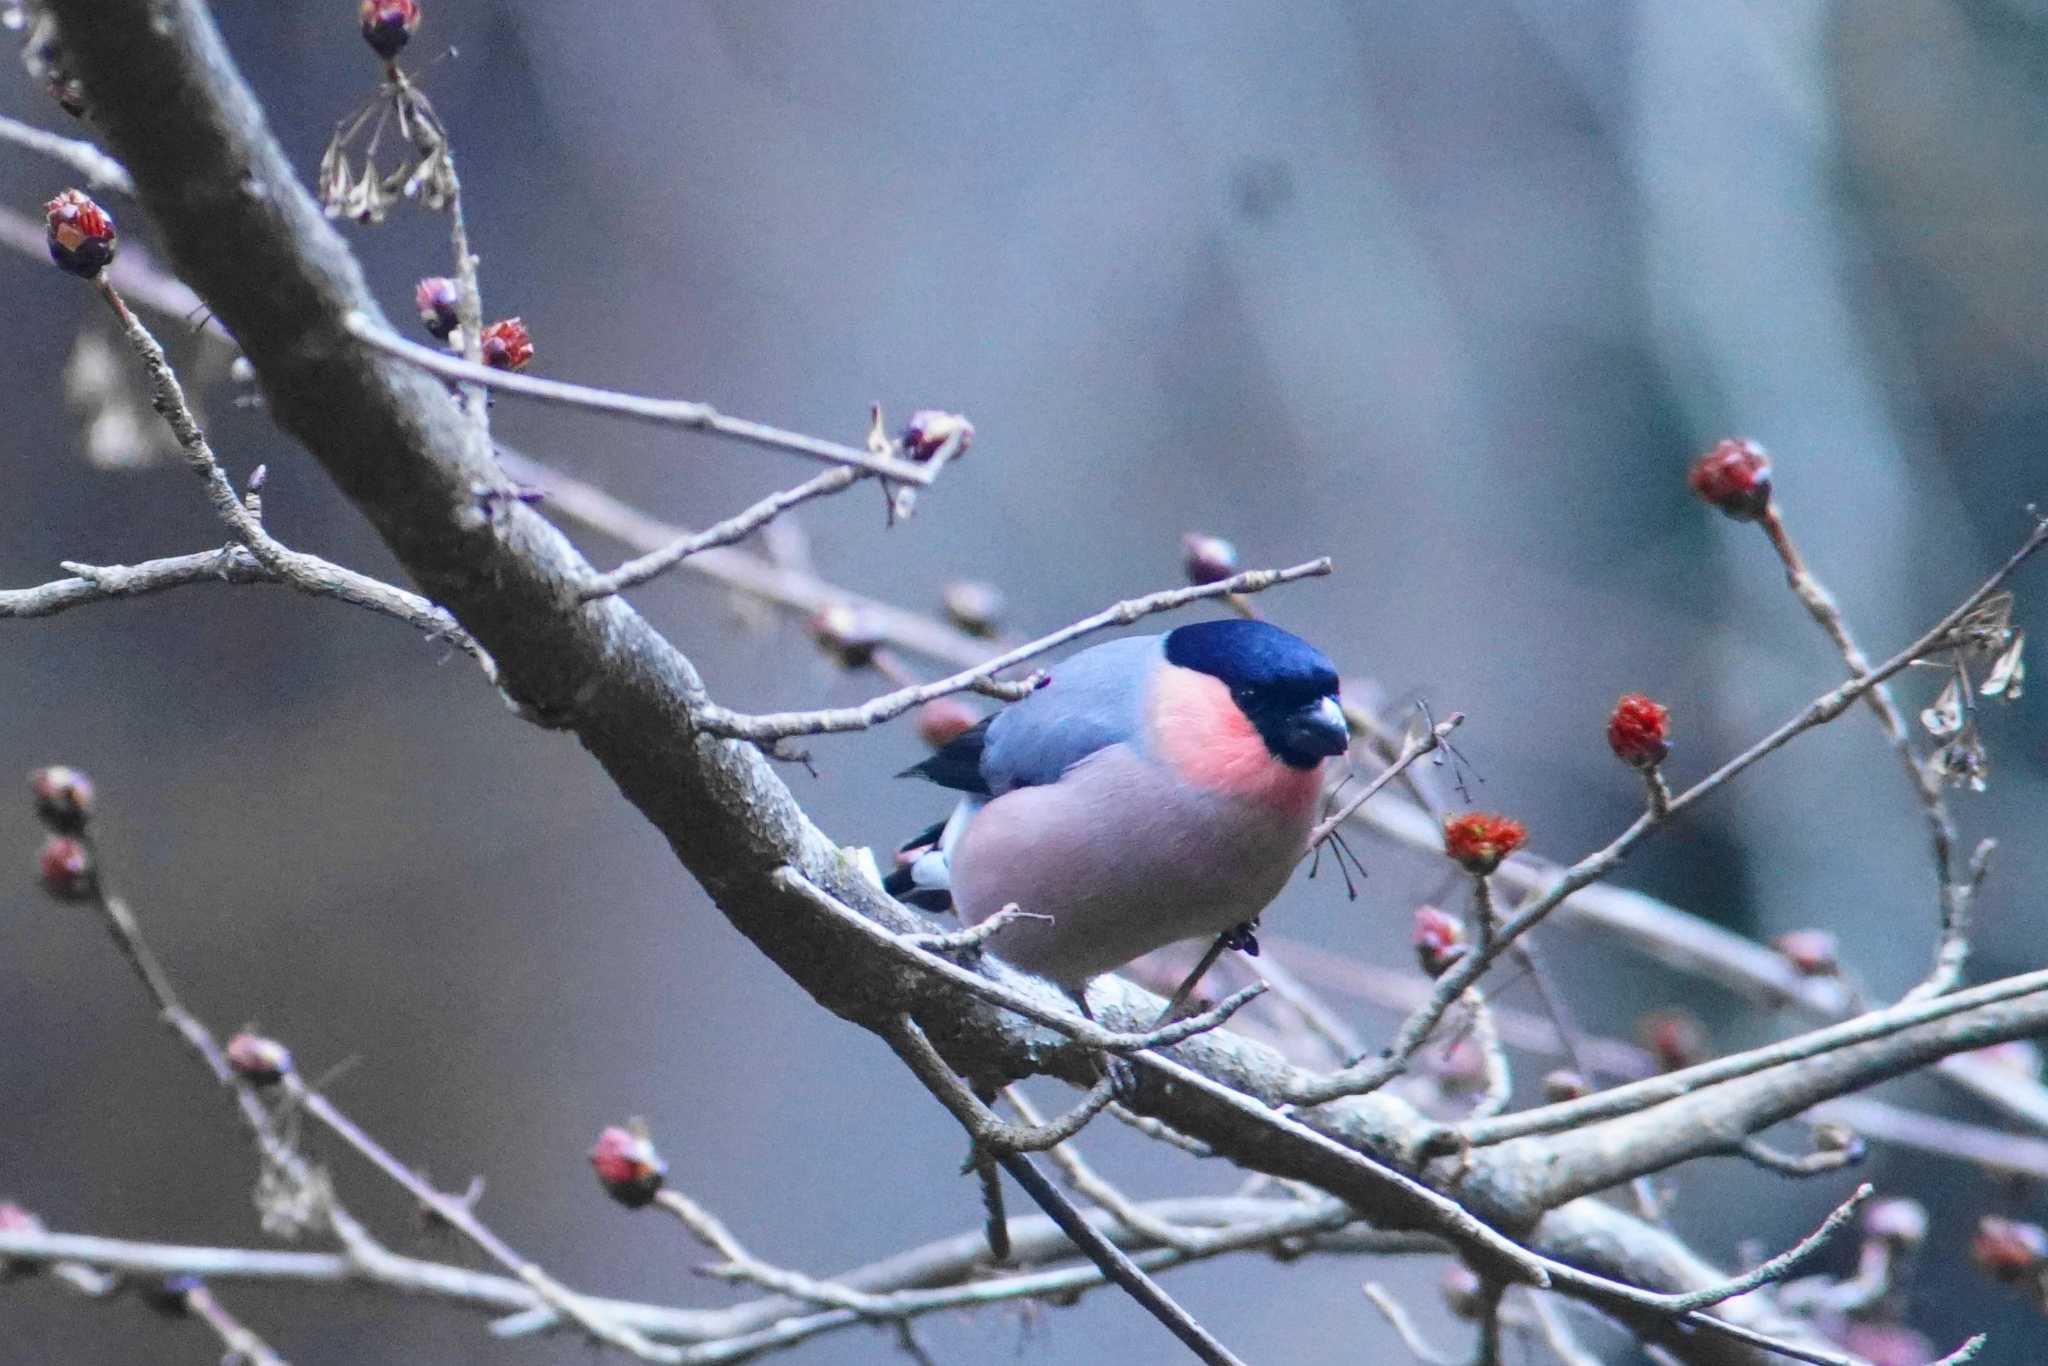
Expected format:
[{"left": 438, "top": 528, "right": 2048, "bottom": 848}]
[
  {"left": 994, "top": 1149, "right": 1248, "bottom": 1366},
  {"left": 279, "top": 1074, "right": 678, "bottom": 1361},
  {"left": 778, "top": 866, "right": 1266, "bottom": 1052},
  {"left": 180, "top": 1279, "right": 291, "bottom": 1365},
  {"left": 0, "top": 112, "right": 135, "bottom": 191},
  {"left": 1757, "top": 502, "right": 1970, "bottom": 998},
  {"left": 578, "top": 467, "right": 862, "bottom": 600},
  {"left": 0, "top": 545, "right": 486, "bottom": 664},
  {"left": 1361, "top": 1281, "right": 1457, "bottom": 1365},
  {"left": 651, "top": 1190, "right": 887, "bottom": 1314},
  {"left": 1308, "top": 711, "right": 1464, "bottom": 848},
  {"left": 345, "top": 315, "right": 936, "bottom": 483},
  {"left": 1654, "top": 1185, "right": 1871, "bottom": 1314},
  {"left": 1459, "top": 966, "right": 2048, "bottom": 1149},
  {"left": 1006, "top": 1087, "right": 1205, "bottom": 1255},
  {"left": 700, "top": 558, "right": 1333, "bottom": 740}
]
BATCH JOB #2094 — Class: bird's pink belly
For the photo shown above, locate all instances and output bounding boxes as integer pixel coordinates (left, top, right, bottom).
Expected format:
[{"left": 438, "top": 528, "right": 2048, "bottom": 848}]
[{"left": 950, "top": 748, "right": 1314, "bottom": 987}]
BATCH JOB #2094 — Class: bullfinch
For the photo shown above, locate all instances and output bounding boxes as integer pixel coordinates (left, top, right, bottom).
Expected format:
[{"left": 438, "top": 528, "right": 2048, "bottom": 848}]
[{"left": 885, "top": 619, "right": 1350, "bottom": 989}]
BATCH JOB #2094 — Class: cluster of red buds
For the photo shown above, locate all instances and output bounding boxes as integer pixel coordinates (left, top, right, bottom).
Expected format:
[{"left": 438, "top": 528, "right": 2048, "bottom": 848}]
[
  {"left": 901, "top": 410, "right": 974, "bottom": 463},
  {"left": 479, "top": 318, "right": 533, "bottom": 372},
  {"left": 1181, "top": 533, "right": 1239, "bottom": 587},
  {"left": 414, "top": 276, "right": 461, "bottom": 340},
  {"left": 1606, "top": 694, "right": 1670, "bottom": 770},
  {"left": 1687, "top": 438, "right": 1773, "bottom": 522},
  {"left": 360, "top": 0, "right": 421, "bottom": 61},
  {"left": 940, "top": 580, "right": 1004, "bottom": 638},
  {"left": 44, "top": 190, "right": 116, "bottom": 279},
  {"left": 1410, "top": 906, "right": 1466, "bottom": 977},
  {"left": 225, "top": 1032, "right": 295, "bottom": 1087},
  {"left": 31, "top": 766, "right": 98, "bottom": 903},
  {"left": 590, "top": 1123, "right": 668, "bottom": 1209},
  {"left": 1441, "top": 811, "right": 1525, "bottom": 876}
]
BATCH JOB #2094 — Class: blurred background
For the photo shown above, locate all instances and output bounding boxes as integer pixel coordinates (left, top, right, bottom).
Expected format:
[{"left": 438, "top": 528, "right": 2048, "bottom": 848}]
[{"left": 4, "top": 2, "right": 2047, "bottom": 1361}]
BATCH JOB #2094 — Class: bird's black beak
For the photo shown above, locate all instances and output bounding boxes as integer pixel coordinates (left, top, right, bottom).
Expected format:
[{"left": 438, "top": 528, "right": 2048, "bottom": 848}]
[{"left": 1280, "top": 695, "right": 1351, "bottom": 762}]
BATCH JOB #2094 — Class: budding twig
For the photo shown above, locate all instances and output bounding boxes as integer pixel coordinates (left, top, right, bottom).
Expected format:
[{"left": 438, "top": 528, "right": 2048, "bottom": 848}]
[
  {"left": 1308, "top": 711, "right": 1464, "bottom": 848},
  {"left": 577, "top": 467, "right": 863, "bottom": 600},
  {"left": 345, "top": 316, "right": 937, "bottom": 483},
  {"left": 699, "top": 558, "right": 1334, "bottom": 741}
]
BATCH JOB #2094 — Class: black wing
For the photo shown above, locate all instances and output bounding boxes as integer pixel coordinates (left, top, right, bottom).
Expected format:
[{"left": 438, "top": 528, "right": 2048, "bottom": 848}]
[{"left": 896, "top": 716, "right": 994, "bottom": 797}]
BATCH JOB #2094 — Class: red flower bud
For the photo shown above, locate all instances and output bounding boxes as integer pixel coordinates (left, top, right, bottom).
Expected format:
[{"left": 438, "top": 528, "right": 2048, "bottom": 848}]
[
  {"left": 48, "top": 74, "right": 87, "bottom": 119},
  {"left": 1606, "top": 694, "right": 1670, "bottom": 770},
  {"left": 915, "top": 698, "right": 979, "bottom": 751},
  {"left": 1410, "top": 906, "right": 1466, "bottom": 977},
  {"left": 44, "top": 189, "right": 115, "bottom": 279},
  {"left": 1181, "top": 533, "right": 1240, "bottom": 587},
  {"left": 414, "top": 277, "right": 460, "bottom": 340},
  {"left": 901, "top": 411, "right": 973, "bottom": 463},
  {"left": 1439, "top": 1264, "right": 1485, "bottom": 1320},
  {"left": 479, "top": 318, "right": 533, "bottom": 372},
  {"left": 0, "top": 1201, "right": 46, "bottom": 1278},
  {"left": 37, "top": 836, "right": 93, "bottom": 902},
  {"left": 941, "top": 580, "right": 1005, "bottom": 638},
  {"left": 1637, "top": 1009, "right": 1706, "bottom": 1072},
  {"left": 1863, "top": 1198, "right": 1928, "bottom": 1249},
  {"left": 1687, "top": 438, "right": 1773, "bottom": 522},
  {"left": 1771, "top": 929, "right": 1839, "bottom": 978},
  {"left": 29, "top": 766, "right": 94, "bottom": 834},
  {"left": 225, "top": 1032, "right": 294, "bottom": 1086},
  {"left": 808, "top": 602, "right": 885, "bottom": 670},
  {"left": 1972, "top": 1216, "right": 2048, "bottom": 1282},
  {"left": 360, "top": 0, "right": 420, "bottom": 60},
  {"left": 1441, "top": 812, "right": 1526, "bottom": 876},
  {"left": 1837, "top": 1324, "right": 1936, "bottom": 1366},
  {"left": 590, "top": 1124, "right": 667, "bottom": 1209},
  {"left": 1540, "top": 1069, "right": 1589, "bottom": 1103}
]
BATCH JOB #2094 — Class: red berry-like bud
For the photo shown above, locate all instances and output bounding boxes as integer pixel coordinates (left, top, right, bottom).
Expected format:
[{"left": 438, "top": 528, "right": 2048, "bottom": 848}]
[
  {"left": 1972, "top": 1216, "right": 2048, "bottom": 1282},
  {"left": 1540, "top": 1069, "right": 1590, "bottom": 1103},
  {"left": 1637, "top": 1010, "right": 1706, "bottom": 1072},
  {"left": 1441, "top": 812, "right": 1526, "bottom": 876},
  {"left": 414, "top": 276, "right": 460, "bottom": 340},
  {"left": 1180, "top": 533, "right": 1240, "bottom": 587},
  {"left": 1837, "top": 1324, "right": 1936, "bottom": 1366},
  {"left": 44, "top": 189, "right": 115, "bottom": 279},
  {"left": 0, "top": 1201, "right": 46, "bottom": 1278},
  {"left": 1863, "top": 1198, "right": 1929, "bottom": 1249},
  {"left": 479, "top": 318, "right": 533, "bottom": 372},
  {"left": 1771, "top": 929, "right": 1839, "bottom": 978},
  {"left": 1606, "top": 694, "right": 1670, "bottom": 770},
  {"left": 590, "top": 1124, "right": 667, "bottom": 1209},
  {"left": 37, "top": 836, "right": 93, "bottom": 902},
  {"left": 941, "top": 580, "right": 1005, "bottom": 638},
  {"left": 808, "top": 602, "right": 885, "bottom": 670},
  {"left": 901, "top": 411, "right": 973, "bottom": 462},
  {"left": 1439, "top": 1264, "right": 1484, "bottom": 1320},
  {"left": 29, "top": 766, "right": 94, "bottom": 834},
  {"left": 915, "top": 698, "right": 979, "bottom": 750},
  {"left": 1410, "top": 906, "right": 1466, "bottom": 977},
  {"left": 225, "top": 1032, "right": 293, "bottom": 1086},
  {"left": 360, "top": 0, "right": 420, "bottom": 60},
  {"left": 48, "top": 74, "right": 87, "bottom": 119},
  {"left": 1687, "top": 438, "right": 1773, "bottom": 522}
]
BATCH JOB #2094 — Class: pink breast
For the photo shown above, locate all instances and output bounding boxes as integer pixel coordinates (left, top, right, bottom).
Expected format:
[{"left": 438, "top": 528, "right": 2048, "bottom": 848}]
[{"left": 1143, "top": 666, "right": 1324, "bottom": 817}]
